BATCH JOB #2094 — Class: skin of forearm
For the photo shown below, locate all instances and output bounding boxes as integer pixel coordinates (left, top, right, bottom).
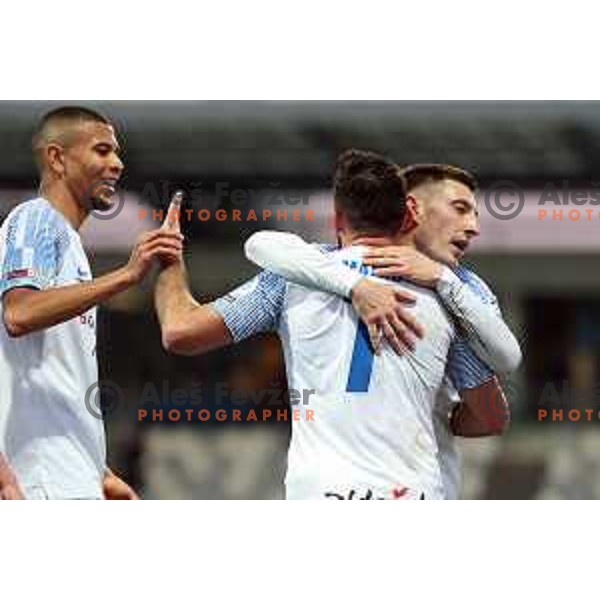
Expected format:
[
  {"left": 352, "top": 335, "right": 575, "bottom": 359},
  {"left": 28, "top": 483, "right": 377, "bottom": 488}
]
[
  {"left": 154, "top": 261, "right": 232, "bottom": 356},
  {"left": 154, "top": 260, "right": 198, "bottom": 331},
  {"left": 3, "top": 266, "right": 137, "bottom": 337}
]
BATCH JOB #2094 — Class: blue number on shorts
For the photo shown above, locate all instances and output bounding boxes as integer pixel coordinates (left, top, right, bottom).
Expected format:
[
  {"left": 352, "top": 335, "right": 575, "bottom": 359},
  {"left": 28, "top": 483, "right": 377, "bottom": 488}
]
[{"left": 346, "top": 321, "right": 375, "bottom": 392}]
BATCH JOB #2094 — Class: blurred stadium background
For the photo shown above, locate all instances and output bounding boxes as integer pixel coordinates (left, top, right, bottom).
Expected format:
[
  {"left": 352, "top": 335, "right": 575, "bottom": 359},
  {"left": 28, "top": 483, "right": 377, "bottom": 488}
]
[{"left": 1, "top": 101, "right": 599, "bottom": 499}]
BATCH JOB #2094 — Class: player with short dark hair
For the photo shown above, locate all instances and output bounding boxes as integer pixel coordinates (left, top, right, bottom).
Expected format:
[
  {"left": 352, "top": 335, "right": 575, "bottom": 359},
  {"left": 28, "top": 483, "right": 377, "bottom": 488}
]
[
  {"left": 401, "top": 162, "right": 477, "bottom": 194},
  {"left": 0, "top": 106, "right": 182, "bottom": 499}
]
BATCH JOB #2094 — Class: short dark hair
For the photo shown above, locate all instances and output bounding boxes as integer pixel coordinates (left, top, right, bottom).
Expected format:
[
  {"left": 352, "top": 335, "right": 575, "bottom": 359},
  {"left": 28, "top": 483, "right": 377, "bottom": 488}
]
[
  {"left": 32, "top": 106, "right": 111, "bottom": 163},
  {"left": 333, "top": 149, "right": 406, "bottom": 235},
  {"left": 400, "top": 163, "right": 477, "bottom": 194}
]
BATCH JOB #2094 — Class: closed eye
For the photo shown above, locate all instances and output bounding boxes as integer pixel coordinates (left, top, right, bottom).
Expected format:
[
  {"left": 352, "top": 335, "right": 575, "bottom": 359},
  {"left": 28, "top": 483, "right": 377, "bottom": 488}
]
[{"left": 452, "top": 201, "right": 470, "bottom": 215}]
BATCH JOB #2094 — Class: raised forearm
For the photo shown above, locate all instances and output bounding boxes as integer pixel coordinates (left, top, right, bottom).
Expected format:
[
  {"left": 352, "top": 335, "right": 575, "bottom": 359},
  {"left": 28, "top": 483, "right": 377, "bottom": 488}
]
[
  {"left": 155, "top": 261, "right": 231, "bottom": 356},
  {"left": 3, "top": 267, "right": 135, "bottom": 338},
  {"left": 154, "top": 260, "right": 198, "bottom": 330}
]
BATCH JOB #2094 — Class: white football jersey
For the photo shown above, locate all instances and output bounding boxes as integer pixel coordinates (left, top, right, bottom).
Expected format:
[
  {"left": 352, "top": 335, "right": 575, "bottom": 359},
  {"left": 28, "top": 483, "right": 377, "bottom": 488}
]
[
  {"left": 0, "top": 198, "right": 106, "bottom": 499},
  {"left": 241, "top": 231, "right": 507, "bottom": 499},
  {"left": 433, "top": 379, "right": 462, "bottom": 499},
  {"left": 277, "top": 246, "right": 455, "bottom": 499}
]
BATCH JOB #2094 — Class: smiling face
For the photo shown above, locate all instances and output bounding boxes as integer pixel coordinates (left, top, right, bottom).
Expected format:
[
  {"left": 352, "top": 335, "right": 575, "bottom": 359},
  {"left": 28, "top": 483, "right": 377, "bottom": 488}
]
[
  {"left": 410, "top": 178, "right": 480, "bottom": 267},
  {"left": 60, "top": 121, "right": 124, "bottom": 211}
]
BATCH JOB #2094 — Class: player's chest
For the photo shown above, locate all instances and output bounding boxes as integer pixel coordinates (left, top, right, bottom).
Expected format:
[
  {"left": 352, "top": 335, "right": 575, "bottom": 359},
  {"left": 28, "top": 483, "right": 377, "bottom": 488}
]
[{"left": 56, "top": 241, "right": 92, "bottom": 286}]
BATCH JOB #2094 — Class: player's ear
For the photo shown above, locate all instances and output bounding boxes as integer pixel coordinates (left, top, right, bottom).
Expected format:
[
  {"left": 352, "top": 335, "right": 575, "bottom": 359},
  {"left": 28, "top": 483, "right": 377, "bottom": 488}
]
[
  {"left": 46, "top": 143, "right": 66, "bottom": 177},
  {"left": 401, "top": 195, "right": 420, "bottom": 232},
  {"left": 333, "top": 208, "right": 344, "bottom": 233}
]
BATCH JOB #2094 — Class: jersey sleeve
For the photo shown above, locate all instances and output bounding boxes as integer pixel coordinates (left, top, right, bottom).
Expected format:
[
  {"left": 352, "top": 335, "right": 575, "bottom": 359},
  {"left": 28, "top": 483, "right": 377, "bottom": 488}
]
[
  {"left": 436, "top": 265, "right": 522, "bottom": 374},
  {"left": 210, "top": 270, "right": 286, "bottom": 343},
  {"left": 446, "top": 338, "right": 495, "bottom": 391},
  {"left": 445, "top": 267, "right": 505, "bottom": 389},
  {"left": 0, "top": 203, "right": 66, "bottom": 297},
  {"left": 244, "top": 231, "right": 363, "bottom": 298}
]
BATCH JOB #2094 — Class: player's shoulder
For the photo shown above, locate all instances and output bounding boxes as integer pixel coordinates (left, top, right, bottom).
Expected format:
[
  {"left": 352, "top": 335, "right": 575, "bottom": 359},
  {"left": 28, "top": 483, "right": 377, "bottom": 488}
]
[
  {"left": 404, "top": 279, "right": 452, "bottom": 318},
  {"left": 4, "top": 197, "right": 68, "bottom": 234},
  {"left": 454, "top": 264, "right": 496, "bottom": 302}
]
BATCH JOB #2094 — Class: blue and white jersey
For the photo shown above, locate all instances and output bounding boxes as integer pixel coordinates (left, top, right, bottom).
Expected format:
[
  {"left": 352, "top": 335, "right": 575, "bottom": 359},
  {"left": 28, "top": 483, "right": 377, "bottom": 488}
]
[
  {"left": 433, "top": 265, "right": 497, "bottom": 500},
  {"left": 215, "top": 245, "right": 462, "bottom": 499},
  {"left": 0, "top": 198, "right": 105, "bottom": 499}
]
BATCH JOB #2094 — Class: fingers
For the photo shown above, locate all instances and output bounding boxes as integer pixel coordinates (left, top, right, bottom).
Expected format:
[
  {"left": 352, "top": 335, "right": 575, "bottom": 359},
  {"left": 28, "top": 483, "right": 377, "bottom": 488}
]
[
  {"left": 363, "top": 250, "right": 408, "bottom": 269},
  {"left": 6, "top": 486, "right": 23, "bottom": 500},
  {"left": 0, "top": 484, "right": 23, "bottom": 500},
  {"left": 141, "top": 236, "right": 183, "bottom": 253},
  {"left": 395, "top": 306, "right": 425, "bottom": 339},
  {"left": 139, "top": 236, "right": 184, "bottom": 265},
  {"left": 363, "top": 246, "right": 411, "bottom": 257},
  {"left": 379, "top": 317, "right": 409, "bottom": 355},
  {"left": 138, "top": 229, "right": 183, "bottom": 245},
  {"left": 373, "top": 266, "right": 407, "bottom": 277},
  {"left": 353, "top": 237, "right": 392, "bottom": 247},
  {"left": 367, "top": 323, "right": 383, "bottom": 355},
  {"left": 364, "top": 258, "right": 405, "bottom": 268},
  {"left": 367, "top": 311, "right": 417, "bottom": 357},
  {"left": 162, "top": 190, "right": 184, "bottom": 232},
  {"left": 143, "top": 244, "right": 183, "bottom": 263},
  {"left": 393, "top": 288, "right": 416, "bottom": 304}
]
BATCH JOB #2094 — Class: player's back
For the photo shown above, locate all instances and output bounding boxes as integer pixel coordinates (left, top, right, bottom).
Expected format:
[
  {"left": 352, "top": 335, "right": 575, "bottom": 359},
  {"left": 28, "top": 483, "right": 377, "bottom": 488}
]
[{"left": 277, "top": 245, "right": 455, "bottom": 500}]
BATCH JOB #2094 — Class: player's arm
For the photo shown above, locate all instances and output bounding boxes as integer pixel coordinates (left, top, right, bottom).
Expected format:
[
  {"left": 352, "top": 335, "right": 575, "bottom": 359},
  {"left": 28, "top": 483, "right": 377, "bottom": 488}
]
[
  {"left": 447, "top": 341, "right": 510, "bottom": 437},
  {"left": 0, "top": 452, "right": 24, "bottom": 500},
  {"left": 156, "top": 202, "right": 282, "bottom": 356},
  {"left": 362, "top": 245, "right": 522, "bottom": 373},
  {"left": 450, "top": 376, "right": 509, "bottom": 437},
  {"left": 2, "top": 229, "right": 182, "bottom": 338},
  {"left": 103, "top": 467, "right": 140, "bottom": 500},
  {"left": 156, "top": 259, "right": 287, "bottom": 356},
  {"left": 244, "top": 230, "right": 424, "bottom": 354},
  {"left": 155, "top": 259, "right": 233, "bottom": 355}
]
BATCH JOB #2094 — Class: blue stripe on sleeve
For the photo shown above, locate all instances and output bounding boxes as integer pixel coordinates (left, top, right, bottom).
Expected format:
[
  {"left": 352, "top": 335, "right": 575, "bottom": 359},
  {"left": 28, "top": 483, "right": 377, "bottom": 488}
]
[
  {"left": 447, "top": 339, "right": 495, "bottom": 390},
  {"left": 448, "top": 266, "right": 498, "bottom": 389}
]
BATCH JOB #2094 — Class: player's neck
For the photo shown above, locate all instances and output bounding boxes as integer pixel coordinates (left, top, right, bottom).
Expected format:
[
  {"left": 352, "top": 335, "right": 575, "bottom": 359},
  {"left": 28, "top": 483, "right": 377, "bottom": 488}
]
[
  {"left": 341, "top": 230, "right": 416, "bottom": 248},
  {"left": 39, "top": 180, "right": 88, "bottom": 231}
]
